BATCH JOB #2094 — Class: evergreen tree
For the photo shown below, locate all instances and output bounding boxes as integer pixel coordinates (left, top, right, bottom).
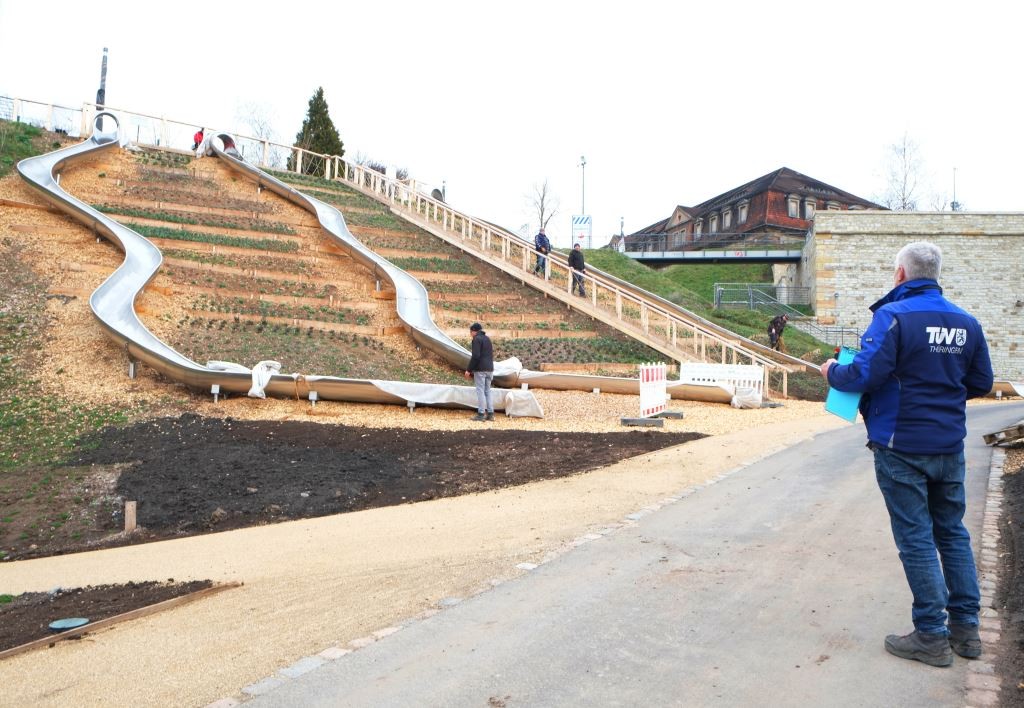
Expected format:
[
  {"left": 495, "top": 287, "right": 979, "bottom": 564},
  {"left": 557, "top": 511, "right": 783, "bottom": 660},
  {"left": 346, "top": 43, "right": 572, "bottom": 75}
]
[{"left": 290, "top": 87, "right": 344, "bottom": 176}]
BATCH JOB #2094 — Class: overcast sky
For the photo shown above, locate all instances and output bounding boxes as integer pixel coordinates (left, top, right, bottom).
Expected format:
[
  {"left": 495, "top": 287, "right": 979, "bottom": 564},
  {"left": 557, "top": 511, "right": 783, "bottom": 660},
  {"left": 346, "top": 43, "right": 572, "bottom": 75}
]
[{"left": 2, "top": 1, "right": 1020, "bottom": 247}]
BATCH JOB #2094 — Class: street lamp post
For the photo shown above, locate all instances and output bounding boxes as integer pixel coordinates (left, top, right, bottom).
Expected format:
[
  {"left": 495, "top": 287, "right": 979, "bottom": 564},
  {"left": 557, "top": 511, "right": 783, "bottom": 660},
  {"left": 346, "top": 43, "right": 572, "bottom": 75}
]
[{"left": 579, "top": 155, "right": 587, "bottom": 215}]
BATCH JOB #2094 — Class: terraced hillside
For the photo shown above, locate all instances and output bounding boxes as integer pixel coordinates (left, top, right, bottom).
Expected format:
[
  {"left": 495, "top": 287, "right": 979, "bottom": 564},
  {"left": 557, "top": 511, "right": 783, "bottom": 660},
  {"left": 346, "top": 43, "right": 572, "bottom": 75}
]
[
  {"left": 16, "top": 144, "right": 662, "bottom": 385},
  {"left": 266, "top": 170, "right": 670, "bottom": 373}
]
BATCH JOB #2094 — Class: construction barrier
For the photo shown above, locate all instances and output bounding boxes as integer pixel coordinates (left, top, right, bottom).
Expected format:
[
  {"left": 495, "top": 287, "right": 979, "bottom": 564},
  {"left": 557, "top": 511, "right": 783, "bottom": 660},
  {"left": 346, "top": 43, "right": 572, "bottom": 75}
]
[
  {"left": 639, "top": 362, "right": 668, "bottom": 418},
  {"left": 678, "top": 363, "right": 764, "bottom": 395}
]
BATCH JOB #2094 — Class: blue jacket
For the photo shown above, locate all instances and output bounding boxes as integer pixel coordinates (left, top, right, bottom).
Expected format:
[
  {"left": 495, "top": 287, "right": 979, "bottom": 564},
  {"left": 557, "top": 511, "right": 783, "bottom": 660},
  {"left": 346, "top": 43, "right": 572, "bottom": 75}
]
[
  {"left": 534, "top": 232, "right": 551, "bottom": 253},
  {"left": 826, "top": 279, "right": 993, "bottom": 454}
]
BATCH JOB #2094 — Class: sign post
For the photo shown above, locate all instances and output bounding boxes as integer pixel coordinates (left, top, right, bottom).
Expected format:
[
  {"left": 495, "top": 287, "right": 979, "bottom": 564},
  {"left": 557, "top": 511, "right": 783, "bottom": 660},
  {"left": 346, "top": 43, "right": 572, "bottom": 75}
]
[{"left": 571, "top": 215, "right": 592, "bottom": 249}]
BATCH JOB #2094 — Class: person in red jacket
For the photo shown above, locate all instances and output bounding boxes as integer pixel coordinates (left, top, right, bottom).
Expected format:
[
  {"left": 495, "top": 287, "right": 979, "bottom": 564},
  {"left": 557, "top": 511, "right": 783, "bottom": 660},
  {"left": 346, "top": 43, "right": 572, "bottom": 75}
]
[{"left": 191, "top": 127, "right": 204, "bottom": 151}]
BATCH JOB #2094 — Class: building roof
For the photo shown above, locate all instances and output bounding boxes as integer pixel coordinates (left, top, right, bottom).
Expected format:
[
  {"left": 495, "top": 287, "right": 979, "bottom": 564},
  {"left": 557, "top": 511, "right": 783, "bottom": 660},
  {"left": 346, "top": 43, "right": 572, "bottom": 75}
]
[
  {"left": 690, "top": 167, "right": 882, "bottom": 216},
  {"left": 629, "top": 167, "right": 883, "bottom": 237}
]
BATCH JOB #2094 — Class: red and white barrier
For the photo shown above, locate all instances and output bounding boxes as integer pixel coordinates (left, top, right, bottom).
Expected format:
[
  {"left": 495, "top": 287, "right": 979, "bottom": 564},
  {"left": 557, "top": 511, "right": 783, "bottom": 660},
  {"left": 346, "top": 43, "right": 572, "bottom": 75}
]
[{"left": 639, "top": 362, "right": 668, "bottom": 418}]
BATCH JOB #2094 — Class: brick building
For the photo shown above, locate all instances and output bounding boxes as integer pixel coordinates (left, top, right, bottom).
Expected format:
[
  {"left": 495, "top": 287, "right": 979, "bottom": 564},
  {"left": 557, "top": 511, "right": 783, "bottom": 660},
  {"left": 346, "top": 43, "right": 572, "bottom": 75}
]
[{"left": 627, "top": 167, "right": 883, "bottom": 251}]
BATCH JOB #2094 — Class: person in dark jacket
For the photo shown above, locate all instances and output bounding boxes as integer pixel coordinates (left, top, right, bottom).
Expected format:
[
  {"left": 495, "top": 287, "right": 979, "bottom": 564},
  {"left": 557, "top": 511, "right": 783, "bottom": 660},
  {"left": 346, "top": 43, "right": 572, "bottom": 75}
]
[
  {"left": 464, "top": 322, "right": 494, "bottom": 421},
  {"left": 533, "top": 228, "right": 551, "bottom": 276},
  {"left": 568, "top": 243, "right": 587, "bottom": 297},
  {"left": 820, "top": 241, "right": 993, "bottom": 667},
  {"left": 768, "top": 313, "right": 788, "bottom": 351}
]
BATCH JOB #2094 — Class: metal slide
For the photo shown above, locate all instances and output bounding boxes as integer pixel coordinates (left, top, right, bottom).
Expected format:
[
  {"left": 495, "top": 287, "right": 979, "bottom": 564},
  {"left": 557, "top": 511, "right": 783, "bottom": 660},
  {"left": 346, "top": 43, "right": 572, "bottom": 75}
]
[{"left": 17, "top": 114, "right": 734, "bottom": 413}]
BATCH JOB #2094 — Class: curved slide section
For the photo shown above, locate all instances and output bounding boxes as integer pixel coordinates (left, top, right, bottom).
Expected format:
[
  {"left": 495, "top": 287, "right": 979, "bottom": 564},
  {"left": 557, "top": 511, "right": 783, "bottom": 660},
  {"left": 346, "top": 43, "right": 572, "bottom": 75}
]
[
  {"left": 203, "top": 134, "right": 524, "bottom": 385},
  {"left": 17, "top": 115, "right": 541, "bottom": 415}
]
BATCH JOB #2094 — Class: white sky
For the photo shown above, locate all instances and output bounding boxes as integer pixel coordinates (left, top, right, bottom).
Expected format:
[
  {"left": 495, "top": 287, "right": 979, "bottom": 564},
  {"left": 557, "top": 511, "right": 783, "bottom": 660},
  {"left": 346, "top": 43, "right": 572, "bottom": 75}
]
[{"left": 2, "top": 0, "right": 1021, "bottom": 247}]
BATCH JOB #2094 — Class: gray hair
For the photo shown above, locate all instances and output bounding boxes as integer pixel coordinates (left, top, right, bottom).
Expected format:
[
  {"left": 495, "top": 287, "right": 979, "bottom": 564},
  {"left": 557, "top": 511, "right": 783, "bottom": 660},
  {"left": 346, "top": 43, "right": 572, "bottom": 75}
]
[{"left": 895, "top": 241, "right": 942, "bottom": 281}]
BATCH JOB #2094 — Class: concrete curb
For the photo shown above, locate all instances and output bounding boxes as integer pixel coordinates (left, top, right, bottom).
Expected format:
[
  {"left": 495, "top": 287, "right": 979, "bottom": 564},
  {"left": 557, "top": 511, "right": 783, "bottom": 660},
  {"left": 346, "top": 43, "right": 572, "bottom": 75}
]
[{"left": 964, "top": 445, "right": 1006, "bottom": 708}]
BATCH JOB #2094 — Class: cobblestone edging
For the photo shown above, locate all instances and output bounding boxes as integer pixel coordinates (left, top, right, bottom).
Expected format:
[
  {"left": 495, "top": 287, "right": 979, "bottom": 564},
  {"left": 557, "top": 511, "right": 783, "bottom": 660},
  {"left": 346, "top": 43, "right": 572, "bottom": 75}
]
[
  {"left": 964, "top": 446, "right": 1006, "bottom": 707},
  {"left": 206, "top": 433, "right": 812, "bottom": 706}
]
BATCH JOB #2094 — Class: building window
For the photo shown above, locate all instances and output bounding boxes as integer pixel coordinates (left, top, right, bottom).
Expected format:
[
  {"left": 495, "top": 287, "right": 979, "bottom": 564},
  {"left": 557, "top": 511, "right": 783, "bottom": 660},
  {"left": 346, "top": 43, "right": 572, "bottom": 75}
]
[
  {"left": 694, "top": 219, "right": 703, "bottom": 236},
  {"left": 722, "top": 208, "right": 732, "bottom": 229},
  {"left": 826, "top": 200, "right": 842, "bottom": 211},
  {"left": 787, "top": 194, "right": 800, "bottom": 218},
  {"left": 709, "top": 214, "right": 718, "bottom": 233},
  {"left": 738, "top": 200, "right": 749, "bottom": 224},
  {"left": 803, "top": 197, "right": 816, "bottom": 219}
]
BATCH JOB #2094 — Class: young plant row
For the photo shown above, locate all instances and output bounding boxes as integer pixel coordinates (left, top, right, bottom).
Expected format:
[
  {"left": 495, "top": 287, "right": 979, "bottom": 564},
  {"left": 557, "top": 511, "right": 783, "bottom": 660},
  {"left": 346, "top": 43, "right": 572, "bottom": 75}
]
[
  {"left": 124, "top": 184, "right": 275, "bottom": 215},
  {"left": 132, "top": 150, "right": 193, "bottom": 169},
  {"left": 94, "top": 204, "right": 297, "bottom": 235},
  {"left": 162, "top": 248, "right": 312, "bottom": 276},
  {"left": 494, "top": 336, "right": 663, "bottom": 369},
  {"left": 131, "top": 223, "right": 300, "bottom": 254},
  {"left": 170, "top": 318, "right": 461, "bottom": 384},
  {"left": 390, "top": 256, "right": 475, "bottom": 275},
  {"left": 165, "top": 265, "right": 334, "bottom": 298},
  {"left": 190, "top": 295, "right": 369, "bottom": 325}
]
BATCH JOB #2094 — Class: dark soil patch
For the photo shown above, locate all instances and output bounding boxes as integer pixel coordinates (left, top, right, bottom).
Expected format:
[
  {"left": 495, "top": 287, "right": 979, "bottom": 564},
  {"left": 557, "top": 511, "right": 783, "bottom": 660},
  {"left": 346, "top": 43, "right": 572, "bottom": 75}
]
[
  {"left": 13, "top": 413, "right": 703, "bottom": 558},
  {"left": 996, "top": 444, "right": 1024, "bottom": 706},
  {"left": 0, "top": 580, "right": 212, "bottom": 653}
]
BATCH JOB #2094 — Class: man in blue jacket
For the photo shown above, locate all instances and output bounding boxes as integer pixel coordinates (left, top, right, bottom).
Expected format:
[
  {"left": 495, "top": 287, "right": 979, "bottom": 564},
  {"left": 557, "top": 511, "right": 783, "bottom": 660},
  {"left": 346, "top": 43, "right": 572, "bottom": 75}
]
[
  {"left": 533, "top": 228, "right": 551, "bottom": 276},
  {"left": 820, "top": 241, "right": 993, "bottom": 667}
]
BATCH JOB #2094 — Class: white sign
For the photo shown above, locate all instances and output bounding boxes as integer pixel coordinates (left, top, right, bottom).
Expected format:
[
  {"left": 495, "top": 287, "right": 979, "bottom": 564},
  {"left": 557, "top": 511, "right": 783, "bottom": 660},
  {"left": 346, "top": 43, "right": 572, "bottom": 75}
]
[
  {"left": 572, "top": 215, "right": 592, "bottom": 248},
  {"left": 639, "top": 362, "right": 668, "bottom": 418}
]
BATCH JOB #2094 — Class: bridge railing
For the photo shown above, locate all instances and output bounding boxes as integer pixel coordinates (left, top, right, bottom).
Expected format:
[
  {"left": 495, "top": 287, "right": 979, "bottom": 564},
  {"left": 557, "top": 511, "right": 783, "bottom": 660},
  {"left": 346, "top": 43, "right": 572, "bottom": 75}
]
[{"left": 627, "top": 231, "right": 806, "bottom": 252}]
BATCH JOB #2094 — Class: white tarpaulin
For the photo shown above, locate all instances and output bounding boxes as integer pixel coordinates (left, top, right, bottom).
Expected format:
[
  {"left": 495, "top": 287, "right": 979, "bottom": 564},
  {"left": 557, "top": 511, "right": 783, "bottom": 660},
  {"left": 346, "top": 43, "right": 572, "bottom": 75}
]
[{"left": 370, "top": 381, "right": 544, "bottom": 418}]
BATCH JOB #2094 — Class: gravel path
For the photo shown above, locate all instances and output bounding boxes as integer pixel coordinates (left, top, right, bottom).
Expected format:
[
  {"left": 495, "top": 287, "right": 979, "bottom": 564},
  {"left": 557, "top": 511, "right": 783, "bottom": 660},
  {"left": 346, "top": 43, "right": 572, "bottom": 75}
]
[{"left": 0, "top": 406, "right": 843, "bottom": 708}]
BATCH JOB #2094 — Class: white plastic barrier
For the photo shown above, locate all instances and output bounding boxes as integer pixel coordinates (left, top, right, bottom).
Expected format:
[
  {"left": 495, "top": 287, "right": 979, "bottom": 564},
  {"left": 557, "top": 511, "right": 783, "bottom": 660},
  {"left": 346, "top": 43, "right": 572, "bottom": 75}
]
[
  {"left": 678, "top": 363, "right": 764, "bottom": 396},
  {"left": 639, "top": 362, "right": 668, "bottom": 418}
]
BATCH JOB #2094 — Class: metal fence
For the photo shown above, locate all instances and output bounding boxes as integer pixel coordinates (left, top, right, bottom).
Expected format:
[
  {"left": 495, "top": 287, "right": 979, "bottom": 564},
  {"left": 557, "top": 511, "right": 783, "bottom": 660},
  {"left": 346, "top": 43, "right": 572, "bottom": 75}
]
[{"left": 714, "top": 282, "right": 811, "bottom": 308}]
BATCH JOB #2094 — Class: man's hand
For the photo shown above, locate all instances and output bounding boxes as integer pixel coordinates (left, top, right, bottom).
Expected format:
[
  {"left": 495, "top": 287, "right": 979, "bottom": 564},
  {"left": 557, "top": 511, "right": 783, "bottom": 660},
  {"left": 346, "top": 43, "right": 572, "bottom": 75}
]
[
  {"left": 820, "top": 358, "right": 837, "bottom": 381},
  {"left": 464, "top": 370, "right": 472, "bottom": 379}
]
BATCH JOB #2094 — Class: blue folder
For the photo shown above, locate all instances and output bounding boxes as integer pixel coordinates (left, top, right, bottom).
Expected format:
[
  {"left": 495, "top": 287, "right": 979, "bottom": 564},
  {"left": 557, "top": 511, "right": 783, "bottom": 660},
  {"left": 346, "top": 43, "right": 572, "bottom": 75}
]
[{"left": 824, "top": 346, "right": 862, "bottom": 422}]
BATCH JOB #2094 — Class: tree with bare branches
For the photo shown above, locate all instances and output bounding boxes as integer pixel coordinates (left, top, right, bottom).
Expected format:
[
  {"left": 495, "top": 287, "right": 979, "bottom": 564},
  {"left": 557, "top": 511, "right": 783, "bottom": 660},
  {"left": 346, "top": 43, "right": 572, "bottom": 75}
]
[
  {"left": 880, "top": 133, "right": 924, "bottom": 211},
  {"left": 527, "top": 179, "right": 559, "bottom": 234}
]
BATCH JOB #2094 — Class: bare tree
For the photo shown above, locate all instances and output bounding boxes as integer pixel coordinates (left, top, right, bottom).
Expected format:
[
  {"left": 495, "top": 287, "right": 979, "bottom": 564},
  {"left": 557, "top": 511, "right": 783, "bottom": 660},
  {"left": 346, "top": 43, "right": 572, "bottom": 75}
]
[
  {"left": 234, "top": 101, "right": 287, "bottom": 168},
  {"left": 880, "top": 133, "right": 924, "bottom": 211},
  {"left": 527, "top": 179, "right": 559, "bottom": 233},
  {"left": 927, "top": 192, "right": 949, "bottom": 211}
]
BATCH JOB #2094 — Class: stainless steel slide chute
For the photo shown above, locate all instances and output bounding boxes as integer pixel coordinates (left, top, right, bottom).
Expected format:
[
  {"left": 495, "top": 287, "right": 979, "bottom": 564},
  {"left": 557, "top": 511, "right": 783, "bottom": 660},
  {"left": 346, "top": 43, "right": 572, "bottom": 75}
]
[{"left": 17, "top": 115, "right": 542, "bottom": 415}]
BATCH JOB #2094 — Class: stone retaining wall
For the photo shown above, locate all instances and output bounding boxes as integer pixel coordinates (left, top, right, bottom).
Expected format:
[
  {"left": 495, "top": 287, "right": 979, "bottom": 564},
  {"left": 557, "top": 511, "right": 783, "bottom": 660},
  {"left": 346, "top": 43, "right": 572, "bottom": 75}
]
[{"left": 807, "top": 212, "right": 1023, "bottom": 379}]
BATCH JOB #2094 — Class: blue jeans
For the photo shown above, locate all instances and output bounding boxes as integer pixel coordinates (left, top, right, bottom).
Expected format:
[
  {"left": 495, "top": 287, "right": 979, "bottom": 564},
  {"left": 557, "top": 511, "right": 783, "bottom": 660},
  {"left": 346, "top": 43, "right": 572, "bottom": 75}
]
[
  {"left": 473, "top": 371, "right": 493, "bottom": 414},
  {"left": 872, "top": 447, "right": 980, "bottom": 634}
]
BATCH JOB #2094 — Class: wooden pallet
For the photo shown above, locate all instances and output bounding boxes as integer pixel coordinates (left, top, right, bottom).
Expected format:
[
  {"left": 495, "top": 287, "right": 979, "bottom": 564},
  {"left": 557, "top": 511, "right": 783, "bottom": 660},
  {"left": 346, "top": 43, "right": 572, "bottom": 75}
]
[{"left": 982, "top": 421, "right": 1024, "bottom": 446}]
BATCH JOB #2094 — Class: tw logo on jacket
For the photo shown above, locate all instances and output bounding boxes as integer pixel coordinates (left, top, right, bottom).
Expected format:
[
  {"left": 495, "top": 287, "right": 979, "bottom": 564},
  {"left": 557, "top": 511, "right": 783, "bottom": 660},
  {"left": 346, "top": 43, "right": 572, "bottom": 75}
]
[{"left": 826, "top": 279, "right": 993, "bottom": 454}]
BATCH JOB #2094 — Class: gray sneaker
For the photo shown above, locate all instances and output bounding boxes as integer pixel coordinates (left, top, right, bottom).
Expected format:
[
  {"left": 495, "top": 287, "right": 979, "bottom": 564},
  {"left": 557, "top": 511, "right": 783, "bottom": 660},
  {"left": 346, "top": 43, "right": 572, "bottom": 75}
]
[
  {"left": 884, "top": 630, "right": 953, "bottom": 667},
  {"left": 471, "top": 413, "right": 486, "bottom": 422},
  {"left": 485, "top": 412, "right": 494, "bottom": 421},
  {"left": 948, "top": 623, "right": 982, "bottom": 658}
]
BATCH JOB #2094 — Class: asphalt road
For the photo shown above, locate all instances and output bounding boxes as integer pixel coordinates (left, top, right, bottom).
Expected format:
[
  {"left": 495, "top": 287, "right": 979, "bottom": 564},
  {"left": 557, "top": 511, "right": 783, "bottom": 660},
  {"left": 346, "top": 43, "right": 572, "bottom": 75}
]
[{"left": 249, "top": 403, "right": 1023, "bottom": 707}]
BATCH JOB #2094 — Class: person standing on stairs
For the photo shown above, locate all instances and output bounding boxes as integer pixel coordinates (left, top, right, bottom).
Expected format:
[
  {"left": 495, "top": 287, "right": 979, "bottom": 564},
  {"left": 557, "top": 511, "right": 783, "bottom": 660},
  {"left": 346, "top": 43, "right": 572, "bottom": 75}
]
[
  {"left": 533, "top": 228, "right": 551, "bottom": 276},
  {"left": 568, "top": 243, "right": 587, "bottom": 297}
]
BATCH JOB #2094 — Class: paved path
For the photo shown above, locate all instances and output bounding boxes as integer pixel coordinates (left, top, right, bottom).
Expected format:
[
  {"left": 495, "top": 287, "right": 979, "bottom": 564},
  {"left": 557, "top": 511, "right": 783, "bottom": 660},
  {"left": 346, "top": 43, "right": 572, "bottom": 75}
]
[{"left": 248, "top": 403, "right": 1023, "bottom": 707}]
